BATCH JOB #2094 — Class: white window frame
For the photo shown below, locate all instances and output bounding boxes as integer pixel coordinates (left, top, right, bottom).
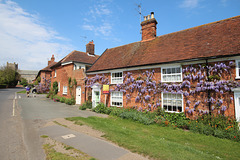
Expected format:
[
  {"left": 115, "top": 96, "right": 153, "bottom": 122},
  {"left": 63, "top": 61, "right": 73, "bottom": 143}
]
[
  {"left": 54, "top": 70, "right": 57, "bottom": 77},
  {"left": 111, "top": 72, "right": 123, "bottom": 84},
  {"left": 111, "top": 91, "right": 123, "bottom": 107},
  {"left": 161, "top": 66, "right": 182, "bottom": 82},
  {"left": 236, "top": 60, "right": 240, "bottom": 79},
  {"left": 63, "top": 86, "right": 68, "bottom": 95},
  {"left": 58, "top": 82, "right": 60, "bottom": 92},
  {"left": 161, "top": 92, "right": 183, "bottom": 113}
]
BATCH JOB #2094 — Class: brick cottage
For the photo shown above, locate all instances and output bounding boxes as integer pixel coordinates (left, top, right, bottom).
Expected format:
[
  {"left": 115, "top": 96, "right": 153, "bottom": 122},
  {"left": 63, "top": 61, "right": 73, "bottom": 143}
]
[
  {"left": 50, "top": 41, "right": 99, "bottom": 105},
  {"left": 36, "top": 55, "right": 56, "bottom": 92},
  {"left": 85, "top": 13, "right": 240, "bottom": 120}
]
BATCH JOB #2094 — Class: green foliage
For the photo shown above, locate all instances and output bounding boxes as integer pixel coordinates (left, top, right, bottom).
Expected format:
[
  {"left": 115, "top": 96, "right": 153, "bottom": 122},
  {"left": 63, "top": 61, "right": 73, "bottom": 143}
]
[
  {"left": 92, "top": 103, "right": 107, "bottom": 113},
  {"left": 60, "top": 97, "right": 66, "bottom": 103},
  {"left": 52, "top": 81, "right": 58, "bottom": 95},
  {"left": 188, "top": 114, "right": 240, "bottom": 142},
  {"left": 79, "top": 101, "right": 92, "bottom": 110},
  {"left": 0, "top": 66, "right": 20, "bottom": 87},
  {"left": 65, "top": 97, "right": 75, "bottom": 105},
  {"left": 34, "top": 76, "right": 41, "bottom": 85},
  {"left": 119, "top": 110, "right": 155, "bottom": 125},
  {"left": 69, "top": 116, "right": 240, "bottom": 160},
  {"left": 46, "top": 90, "right": 53, "bottom": 98},
  {"left": 20, "top": 78, "right": 28, "bottom": 87}
]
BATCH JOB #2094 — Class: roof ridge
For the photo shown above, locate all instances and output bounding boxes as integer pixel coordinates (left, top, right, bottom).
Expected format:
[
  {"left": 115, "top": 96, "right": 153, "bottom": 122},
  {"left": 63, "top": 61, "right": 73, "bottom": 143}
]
[{"left": 157, "top": 15, "right": 240, "bottom": 38}]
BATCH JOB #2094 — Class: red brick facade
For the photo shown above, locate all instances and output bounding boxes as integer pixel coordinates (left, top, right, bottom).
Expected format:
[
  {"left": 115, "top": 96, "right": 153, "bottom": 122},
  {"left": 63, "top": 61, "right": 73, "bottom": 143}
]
[
  {"left": 86, "top": 59, "right": 239, "bottom": 119},
  {"left": 51, "top": 63, "right": 86, "bottom": 104}
]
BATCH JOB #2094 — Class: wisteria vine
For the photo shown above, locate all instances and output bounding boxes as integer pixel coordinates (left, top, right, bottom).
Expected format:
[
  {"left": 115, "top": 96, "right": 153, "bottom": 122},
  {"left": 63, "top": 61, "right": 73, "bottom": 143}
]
[{"left": 85, "top": 61, "right": 240, "bottom": 117}]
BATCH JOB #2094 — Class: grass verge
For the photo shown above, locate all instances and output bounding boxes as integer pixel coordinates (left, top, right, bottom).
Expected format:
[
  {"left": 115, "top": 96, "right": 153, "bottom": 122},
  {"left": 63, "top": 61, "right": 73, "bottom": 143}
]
[
  {"left": 42, "top": 137, "right": 95, "bottom": 160},
  {"left": 67, "top": 116, "right": 240, "bottom": 160},
  {"left": 17, "top": 90, "right": 26, "bottom": 93}
]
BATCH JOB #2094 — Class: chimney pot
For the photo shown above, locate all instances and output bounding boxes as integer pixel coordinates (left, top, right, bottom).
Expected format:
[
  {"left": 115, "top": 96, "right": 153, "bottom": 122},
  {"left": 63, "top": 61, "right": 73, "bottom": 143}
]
[
  {"left": 147, "top": 15, "right": 150, "bottom": 20},
  {"left": 151, "top": 12, "right": 154, "bottom": 19}
]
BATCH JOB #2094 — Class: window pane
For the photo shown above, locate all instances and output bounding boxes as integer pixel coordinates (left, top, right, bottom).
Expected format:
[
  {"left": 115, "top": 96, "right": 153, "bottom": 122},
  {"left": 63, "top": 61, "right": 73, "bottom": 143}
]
[
  {"left": 167, "top": 68, "right": 171, "bottom": 74},
  {"left": 172, "top": 68, "right": 176, "bottom": 74},
  {"left": 163, "top": 75, "right": 167, "bottom": 81},
  {"left": 176, "top": 67, "right": 180, "bottom": 73},
  {"left": 162, "top": 69, "right": 166, "bottom": 74}
]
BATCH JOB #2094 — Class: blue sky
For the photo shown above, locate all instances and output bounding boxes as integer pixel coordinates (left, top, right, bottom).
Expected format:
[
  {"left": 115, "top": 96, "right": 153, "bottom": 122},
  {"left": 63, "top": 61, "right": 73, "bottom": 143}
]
[{"left": 0, "top": 0, "right": 239, "bottom": 70}]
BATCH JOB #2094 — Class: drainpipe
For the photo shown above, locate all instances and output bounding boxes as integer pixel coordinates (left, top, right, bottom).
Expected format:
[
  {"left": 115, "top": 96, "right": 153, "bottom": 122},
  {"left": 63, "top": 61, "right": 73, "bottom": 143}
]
[{"left": 206, "top": 59, "right": 212, "bottom": 115}]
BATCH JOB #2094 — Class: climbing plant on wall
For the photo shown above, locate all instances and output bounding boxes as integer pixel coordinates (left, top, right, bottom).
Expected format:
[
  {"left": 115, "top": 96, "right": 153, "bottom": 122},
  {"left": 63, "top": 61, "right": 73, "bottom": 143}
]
[{"left": 85, "top": 61, "right": 240, "bottom": 117}]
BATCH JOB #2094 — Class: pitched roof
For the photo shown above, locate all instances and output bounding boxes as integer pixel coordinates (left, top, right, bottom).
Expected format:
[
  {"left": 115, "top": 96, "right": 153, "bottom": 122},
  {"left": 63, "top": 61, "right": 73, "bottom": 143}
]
[
  {"left": 87, "top": 15, "right": 240, "bottom": 73},
  {"left": 40, "top": 62, "right": 57, "bottom": 72},
  {"left": 51, "top": 50, "right": 99, "bottom": 68},
  {"left": 36, "top": 61, "right": 57, "bottom": 78}
]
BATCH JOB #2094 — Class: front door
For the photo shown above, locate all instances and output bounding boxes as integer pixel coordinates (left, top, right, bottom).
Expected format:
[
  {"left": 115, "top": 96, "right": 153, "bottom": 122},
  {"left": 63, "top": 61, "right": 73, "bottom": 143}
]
[
  {"left": 234, "top": 91, "right": 240, "bottom": 122},
  {"left": 93, "top": 91, "right": 100, "bottom": 108},
  {"left": 76, "top": 86, "right": 81, "bottom": 105}
]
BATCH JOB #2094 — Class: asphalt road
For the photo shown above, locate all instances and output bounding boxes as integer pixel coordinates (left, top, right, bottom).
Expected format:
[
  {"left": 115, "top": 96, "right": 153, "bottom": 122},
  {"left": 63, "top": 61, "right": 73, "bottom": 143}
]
[
  {"left": 0, "top": 88, "right": 28, "bottom": 160},
  {"left": 0, "top": 88, "right": 128, "bottom": 160}
]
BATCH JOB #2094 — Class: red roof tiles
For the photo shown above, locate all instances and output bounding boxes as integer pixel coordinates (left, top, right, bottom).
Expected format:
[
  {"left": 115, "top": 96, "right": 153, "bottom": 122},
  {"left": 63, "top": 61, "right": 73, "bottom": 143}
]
[
  {"left": 87, "top": 15, "right": 240, "bottom": 72},
  {"left": 51, "top": 50, "right": 99, "bottom": 68}
]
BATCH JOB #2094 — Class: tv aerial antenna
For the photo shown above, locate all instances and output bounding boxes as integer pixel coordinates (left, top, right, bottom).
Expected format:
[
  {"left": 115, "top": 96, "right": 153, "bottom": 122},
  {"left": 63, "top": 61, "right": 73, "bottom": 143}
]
[
  {"left": 136, "top": 3, "right": 143, "bottom": 34},
  {"left": 80, "top": 36, "right": 87, "bottom": 44}
]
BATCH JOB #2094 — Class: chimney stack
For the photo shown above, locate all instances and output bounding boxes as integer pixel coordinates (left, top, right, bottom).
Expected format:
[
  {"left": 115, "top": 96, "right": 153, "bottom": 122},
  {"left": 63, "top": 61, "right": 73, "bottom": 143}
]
[
  {"left": 86, "top": 40, "right": 95, "bottom": 55},
  {"left": 48, "top": 54, "right": 55, "bottom": 65},
  {"left": 141, "top": 12, "right": 158, "bottom": 41}
]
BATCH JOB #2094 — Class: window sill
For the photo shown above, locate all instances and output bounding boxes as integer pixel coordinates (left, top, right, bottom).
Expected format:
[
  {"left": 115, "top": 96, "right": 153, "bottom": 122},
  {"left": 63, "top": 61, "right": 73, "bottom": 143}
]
[
  {"left": 235, "top": 77, "right": 240, "bottom": 80},
  {"left": 62, "top": 93, "right": 67, "bottom": 95}
]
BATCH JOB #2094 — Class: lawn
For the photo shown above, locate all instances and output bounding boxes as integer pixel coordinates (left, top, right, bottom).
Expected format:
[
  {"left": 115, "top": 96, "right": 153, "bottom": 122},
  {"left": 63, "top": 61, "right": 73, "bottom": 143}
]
[
  {"left": 17, "top": 90, "right": 26, "bottom": 93},
  {"left": 67, "top": 116, "right": 240, "bottom": 160}
]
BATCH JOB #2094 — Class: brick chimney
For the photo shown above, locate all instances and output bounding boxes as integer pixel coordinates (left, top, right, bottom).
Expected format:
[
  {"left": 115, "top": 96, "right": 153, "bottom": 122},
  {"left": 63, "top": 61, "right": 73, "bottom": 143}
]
[
  {"left": 48, "top": 54, "right": 55, "bottom": 65},
  {"left": 141, "top": 12, "right": 158, "bottom": 41},
  {"left": 86, "top": 40, "right": 95, "bottom": 55}
]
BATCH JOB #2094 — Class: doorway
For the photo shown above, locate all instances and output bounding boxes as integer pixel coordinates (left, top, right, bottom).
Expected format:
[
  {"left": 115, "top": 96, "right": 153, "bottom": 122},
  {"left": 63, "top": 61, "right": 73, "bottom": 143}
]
[{"left": 76, "top": 86, "right": 81, "bottom": 105}]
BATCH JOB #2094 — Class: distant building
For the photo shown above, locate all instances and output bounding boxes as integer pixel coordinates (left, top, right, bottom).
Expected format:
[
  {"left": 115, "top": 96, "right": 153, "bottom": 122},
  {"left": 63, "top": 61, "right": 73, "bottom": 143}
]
[
  {"left": 7, "top": 62, "right": 18, "bottom": 71},
  {"left": 18, "top": 70, "right": 38, "bottom": 83}
]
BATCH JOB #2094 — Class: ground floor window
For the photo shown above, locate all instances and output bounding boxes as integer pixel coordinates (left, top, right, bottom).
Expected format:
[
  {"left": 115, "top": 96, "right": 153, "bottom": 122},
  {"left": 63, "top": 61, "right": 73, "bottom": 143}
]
[
  {"left": 162, "top": 93, "right": 183, "bottom": 112},
  {"left": 63, "top": 86, "right": 67, "bottom": 95},
  {"left": 111, "top": 91, "right": 123, "bottom": 107}
]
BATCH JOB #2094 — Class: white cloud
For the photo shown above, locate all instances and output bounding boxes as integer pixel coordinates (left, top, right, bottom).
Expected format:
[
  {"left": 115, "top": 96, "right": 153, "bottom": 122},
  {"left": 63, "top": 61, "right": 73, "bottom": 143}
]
[
  {"left": 179, "top": 0, "right": 199, "bottom": 9},
  {"left": 82, "top": 2, "right": 114, "bottom": 37},
  {"left": 82, "top": 22, "right": 112, "bottom": 36},
  {"left": 0, "top": 0, "right": 73, "bottom": 70}
]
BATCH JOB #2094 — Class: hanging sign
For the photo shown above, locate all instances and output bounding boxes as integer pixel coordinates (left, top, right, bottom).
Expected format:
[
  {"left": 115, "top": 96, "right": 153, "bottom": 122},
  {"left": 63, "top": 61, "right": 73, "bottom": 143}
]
[{"left": 103, "top": 85, "right": 109, "bottom": 94}]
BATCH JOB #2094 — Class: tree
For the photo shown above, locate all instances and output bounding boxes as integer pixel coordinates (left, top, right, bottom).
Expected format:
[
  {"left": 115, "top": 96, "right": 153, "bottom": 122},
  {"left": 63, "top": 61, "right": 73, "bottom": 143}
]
[
  {"left": 20, "top": 78, "right": 28, "bottom": 87},
  {"left": 0, "top": 66, "right": 20, "bottom": 87}
]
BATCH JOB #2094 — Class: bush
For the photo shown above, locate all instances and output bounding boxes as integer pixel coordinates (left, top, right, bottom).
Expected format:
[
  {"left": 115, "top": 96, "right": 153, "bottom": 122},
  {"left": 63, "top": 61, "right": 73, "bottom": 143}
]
[
  {"left": 79, "top": 101, "right": 92, "bottom": 110},
  {"left": 92, "top": 103, "right": 107, "bottom": 113},
  {"left": 65, "top": 97, "right": 75, "bottom": 105},
  {"left": 60, "top": 97, "right": 66, "bottom": 103}
]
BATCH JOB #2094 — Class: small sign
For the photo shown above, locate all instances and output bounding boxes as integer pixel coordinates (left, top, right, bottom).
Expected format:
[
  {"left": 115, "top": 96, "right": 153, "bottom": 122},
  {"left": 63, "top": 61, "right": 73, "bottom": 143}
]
[{"left": 103, "top": 85, "right": 109, "bottom": 94}]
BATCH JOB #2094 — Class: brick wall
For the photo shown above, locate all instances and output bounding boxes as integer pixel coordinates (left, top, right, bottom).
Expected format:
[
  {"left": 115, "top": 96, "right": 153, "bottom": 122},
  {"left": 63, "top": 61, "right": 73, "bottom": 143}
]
[
  {"left": 51, "top": 63, "right": 87, "bottom": 104},
  {"left": 86, "top": 60, "right": 238, "bottom": 119}
]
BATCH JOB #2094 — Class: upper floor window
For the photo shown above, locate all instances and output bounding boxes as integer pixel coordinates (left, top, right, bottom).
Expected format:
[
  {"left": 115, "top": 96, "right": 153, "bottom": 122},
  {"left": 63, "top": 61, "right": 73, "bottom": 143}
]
[
  {"left": 162, "top": 93, "right": 183, "bottom": 113},
  {"left": 236, "top": 60, "right": 240, "bottom": 79},
  {"left": 111, "top": 91, "right": 123, "bottom": 107},
  {"left": 111, "top": 72, "right": 123, "bottom": 84},
  {"left": 161, "top": 66, "right": 182, "bottom": 82},
  {"left": 54, "top": 70, "right": 57, "bottom": 77}
]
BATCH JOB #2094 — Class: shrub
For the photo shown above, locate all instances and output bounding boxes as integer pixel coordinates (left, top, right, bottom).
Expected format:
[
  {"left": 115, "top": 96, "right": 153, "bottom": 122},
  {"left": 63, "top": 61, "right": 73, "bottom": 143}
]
[
  {"left": 79, "top": 101, "right": 92, "bottom": 110},
  {"left": 92, "top": 103, "right": 107, "bottom": 113},
  {"left": 60, "top": 97, "right": 66, "bottom": 103},
  {"left": 52, "top": 81, "right": 58, "bottom": 95},
  {"left": 65, "top": 97, "right": 75, "bottom": 105}
]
